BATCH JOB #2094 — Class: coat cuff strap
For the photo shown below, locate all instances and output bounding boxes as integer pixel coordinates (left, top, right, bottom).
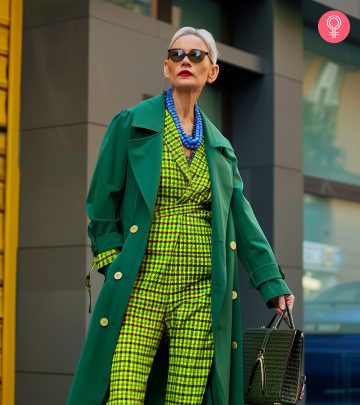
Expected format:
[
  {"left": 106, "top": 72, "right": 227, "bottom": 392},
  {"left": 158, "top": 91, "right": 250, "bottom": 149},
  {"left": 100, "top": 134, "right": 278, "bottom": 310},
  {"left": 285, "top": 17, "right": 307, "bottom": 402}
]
[{"left": 249, "top": 264, "right": 285, "bottom": 289}]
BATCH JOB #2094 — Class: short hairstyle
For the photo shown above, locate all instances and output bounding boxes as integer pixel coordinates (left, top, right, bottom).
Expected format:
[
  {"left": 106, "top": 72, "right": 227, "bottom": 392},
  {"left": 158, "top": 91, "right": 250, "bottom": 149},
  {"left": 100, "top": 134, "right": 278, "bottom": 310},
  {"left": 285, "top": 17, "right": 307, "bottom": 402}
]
[{"left": 168, "top": 27, "right": 219, "bottom": 64}]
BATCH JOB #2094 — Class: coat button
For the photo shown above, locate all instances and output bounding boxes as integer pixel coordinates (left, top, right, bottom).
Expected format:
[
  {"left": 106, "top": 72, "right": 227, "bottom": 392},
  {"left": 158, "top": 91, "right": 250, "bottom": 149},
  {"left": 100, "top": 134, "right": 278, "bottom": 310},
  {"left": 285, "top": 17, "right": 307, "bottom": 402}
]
[
  {"left": 130, "top": 225, "right": 138, "bottom": 233},
  {"left": 230, "top": 241, "right": 236, "bottom": 250},
  {"left": 114, "top": 271, "right": 123, "bottom": 280},
  {"left": 232, "top": 290, "right": 237, "bottom": 300},
  {"left": 100, "top": 317, "right": 109, "bottom": 327},
  {"left": 232, "top": 341, "right": 238, "bottom": 349}
]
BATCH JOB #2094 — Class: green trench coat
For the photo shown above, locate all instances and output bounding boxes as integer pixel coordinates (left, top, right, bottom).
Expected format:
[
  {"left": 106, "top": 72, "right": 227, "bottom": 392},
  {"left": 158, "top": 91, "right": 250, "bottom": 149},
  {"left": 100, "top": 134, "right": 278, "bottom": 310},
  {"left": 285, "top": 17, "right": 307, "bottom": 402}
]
[{"left": 67, "top": 93, "right": 291, "bottom": 405}]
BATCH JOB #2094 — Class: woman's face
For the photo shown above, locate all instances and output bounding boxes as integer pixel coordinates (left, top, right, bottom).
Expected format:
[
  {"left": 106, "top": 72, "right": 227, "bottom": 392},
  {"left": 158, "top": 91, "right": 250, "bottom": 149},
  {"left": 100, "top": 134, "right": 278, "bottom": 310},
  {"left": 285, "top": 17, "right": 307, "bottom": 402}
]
[{"left": 164, "top": 34, "right": 219, "bottom": 92}]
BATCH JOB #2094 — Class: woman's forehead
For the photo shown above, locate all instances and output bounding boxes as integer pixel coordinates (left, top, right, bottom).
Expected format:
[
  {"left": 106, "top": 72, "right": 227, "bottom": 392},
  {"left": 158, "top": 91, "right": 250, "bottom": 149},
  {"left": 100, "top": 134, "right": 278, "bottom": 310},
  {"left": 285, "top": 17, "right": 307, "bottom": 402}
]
[{"left": 171, "top": 34, "right": 208, "bottom": 50}]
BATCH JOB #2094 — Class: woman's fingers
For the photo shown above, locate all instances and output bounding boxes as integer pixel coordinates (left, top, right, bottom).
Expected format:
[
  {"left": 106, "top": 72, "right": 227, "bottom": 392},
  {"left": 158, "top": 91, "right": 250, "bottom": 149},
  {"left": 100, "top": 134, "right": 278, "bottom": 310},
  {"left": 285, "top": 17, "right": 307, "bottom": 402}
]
[
  {"left": 285, "top": 294, "right": 295, "bottom": 311},
  {"left": 272, "top": 294, "right": 296, "bottom": 316},
  {"left": 274, "top": 295, "right": 285, "bottom": 315}
]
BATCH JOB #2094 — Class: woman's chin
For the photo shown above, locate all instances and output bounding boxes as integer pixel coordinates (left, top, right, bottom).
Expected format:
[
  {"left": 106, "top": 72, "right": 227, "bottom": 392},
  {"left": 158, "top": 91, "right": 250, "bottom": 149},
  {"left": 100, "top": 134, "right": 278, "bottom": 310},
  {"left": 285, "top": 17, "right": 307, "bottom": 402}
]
[{"left": 171, "top": 81, "right": 203, "bottom": 93}]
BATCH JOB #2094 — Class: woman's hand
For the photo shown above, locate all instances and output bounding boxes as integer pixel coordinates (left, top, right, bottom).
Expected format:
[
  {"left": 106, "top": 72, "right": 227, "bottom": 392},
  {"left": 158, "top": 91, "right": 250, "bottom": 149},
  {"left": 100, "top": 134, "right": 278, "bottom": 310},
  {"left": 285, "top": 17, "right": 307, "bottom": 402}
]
[{"left": 271, "top": 294, "right": 295, "bottom": 316}]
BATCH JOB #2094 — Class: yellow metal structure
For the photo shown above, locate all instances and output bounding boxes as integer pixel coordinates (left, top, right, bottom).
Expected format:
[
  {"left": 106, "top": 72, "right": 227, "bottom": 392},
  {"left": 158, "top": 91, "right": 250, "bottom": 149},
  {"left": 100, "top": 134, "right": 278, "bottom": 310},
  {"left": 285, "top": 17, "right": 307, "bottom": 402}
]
[{"left": 0, "top": 0, "right": 22, "bottom": 403}]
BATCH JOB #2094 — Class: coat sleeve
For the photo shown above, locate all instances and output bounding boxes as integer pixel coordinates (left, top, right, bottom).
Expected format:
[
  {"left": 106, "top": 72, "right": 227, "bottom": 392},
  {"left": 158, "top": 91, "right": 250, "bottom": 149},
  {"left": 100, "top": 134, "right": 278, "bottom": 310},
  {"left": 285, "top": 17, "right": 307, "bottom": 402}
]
[
  {"left": 230, "top": 157, "right": 292, "bottom": 307},
  {"left": 86, "top": 109, "right": 132, "bottom": 256}
]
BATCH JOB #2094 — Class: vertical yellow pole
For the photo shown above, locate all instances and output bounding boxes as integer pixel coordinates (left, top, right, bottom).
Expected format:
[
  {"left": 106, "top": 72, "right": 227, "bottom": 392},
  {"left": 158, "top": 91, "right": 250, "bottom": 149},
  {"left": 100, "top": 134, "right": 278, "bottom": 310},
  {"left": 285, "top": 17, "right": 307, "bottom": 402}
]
[{"left": 2, "top": 0, "right": 22, "bottom": 403}]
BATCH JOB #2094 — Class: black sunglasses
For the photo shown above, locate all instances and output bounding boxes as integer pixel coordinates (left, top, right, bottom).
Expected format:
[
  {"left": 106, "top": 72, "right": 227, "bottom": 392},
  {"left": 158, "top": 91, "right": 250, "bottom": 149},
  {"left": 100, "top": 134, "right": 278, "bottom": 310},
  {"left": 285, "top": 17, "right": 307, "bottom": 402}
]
[{"left": 167, "top": 48, "right": 213, "bottom": 64}]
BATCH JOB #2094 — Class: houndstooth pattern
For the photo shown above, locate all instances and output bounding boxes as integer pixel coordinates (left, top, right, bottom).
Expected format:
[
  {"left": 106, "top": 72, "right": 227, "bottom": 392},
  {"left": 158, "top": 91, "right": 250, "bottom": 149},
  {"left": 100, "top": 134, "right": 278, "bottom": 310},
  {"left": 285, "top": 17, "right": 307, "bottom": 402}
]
[{"left": 106, "top": 109, "right": 214, "bottom": 404}]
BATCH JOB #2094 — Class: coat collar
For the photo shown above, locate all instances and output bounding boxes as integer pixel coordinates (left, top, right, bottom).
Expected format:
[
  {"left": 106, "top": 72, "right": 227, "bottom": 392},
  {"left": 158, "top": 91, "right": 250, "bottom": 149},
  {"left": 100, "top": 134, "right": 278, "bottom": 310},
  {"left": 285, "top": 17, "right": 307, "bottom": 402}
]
[{"left": 131, "top": 93, "right": 234, "bottom": 151}]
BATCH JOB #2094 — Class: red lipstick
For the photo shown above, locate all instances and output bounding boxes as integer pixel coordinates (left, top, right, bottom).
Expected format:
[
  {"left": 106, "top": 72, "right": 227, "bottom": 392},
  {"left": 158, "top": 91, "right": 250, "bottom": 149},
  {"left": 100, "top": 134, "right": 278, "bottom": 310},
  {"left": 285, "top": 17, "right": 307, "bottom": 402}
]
[{"left": 178, "top": 70, "right": 193, "bottom": 77}]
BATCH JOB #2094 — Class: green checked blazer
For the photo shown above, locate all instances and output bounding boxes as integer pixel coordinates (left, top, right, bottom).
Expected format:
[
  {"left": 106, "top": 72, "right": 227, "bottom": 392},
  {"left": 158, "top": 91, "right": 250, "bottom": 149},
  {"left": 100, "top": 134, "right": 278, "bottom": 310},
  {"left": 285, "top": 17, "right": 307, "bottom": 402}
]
[{"left": 67, "top": 93, "right": 292, "bottom": 405}]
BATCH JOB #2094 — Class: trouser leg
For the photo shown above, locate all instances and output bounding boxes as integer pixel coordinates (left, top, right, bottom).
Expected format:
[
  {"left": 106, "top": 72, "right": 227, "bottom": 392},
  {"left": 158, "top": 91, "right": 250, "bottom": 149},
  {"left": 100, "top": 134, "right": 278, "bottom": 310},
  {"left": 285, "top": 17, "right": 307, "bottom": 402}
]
[
  {"left": 164, "top": 280, "right": 214, "bottom": 405},
  {"left": 106, "top": 287, "right": 166, "bottom": 404}
]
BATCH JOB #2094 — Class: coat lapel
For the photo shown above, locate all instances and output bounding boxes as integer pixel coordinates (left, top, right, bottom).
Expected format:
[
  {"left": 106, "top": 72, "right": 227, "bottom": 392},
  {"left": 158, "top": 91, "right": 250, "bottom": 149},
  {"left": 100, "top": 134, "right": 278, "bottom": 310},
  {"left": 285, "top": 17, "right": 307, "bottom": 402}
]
[
  {"left": 201, "top": 111, "right": 234, "bottom": 243},
  {"left": 127, "top": 95, "right": 165, "bottom": 216},
  {"left": 201, "top": 111, "right": 234, "bottom": 330}
]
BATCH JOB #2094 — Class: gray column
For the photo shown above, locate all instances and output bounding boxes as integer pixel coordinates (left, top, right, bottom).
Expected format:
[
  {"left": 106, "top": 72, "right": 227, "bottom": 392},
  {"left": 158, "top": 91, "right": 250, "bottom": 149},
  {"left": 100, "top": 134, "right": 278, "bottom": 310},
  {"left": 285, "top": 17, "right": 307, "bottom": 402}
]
[{"left": 231, "top": 0, "right": 304, "bottom": 328}]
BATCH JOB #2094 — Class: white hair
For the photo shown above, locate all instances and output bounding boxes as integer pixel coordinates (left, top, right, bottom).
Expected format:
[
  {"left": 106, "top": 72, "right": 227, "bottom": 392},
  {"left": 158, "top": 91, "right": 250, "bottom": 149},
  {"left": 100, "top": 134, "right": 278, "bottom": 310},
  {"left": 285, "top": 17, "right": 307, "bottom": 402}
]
[{"left": 168, "top": 27, "right": 219, "bottom": 64}]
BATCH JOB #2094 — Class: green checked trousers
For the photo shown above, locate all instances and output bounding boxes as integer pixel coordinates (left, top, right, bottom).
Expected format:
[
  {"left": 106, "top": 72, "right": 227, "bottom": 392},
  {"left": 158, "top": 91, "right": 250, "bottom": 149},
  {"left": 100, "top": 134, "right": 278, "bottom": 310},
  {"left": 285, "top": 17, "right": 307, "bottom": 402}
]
[{"left": 106, "top": 110, "right": 214, "bottom": 404}]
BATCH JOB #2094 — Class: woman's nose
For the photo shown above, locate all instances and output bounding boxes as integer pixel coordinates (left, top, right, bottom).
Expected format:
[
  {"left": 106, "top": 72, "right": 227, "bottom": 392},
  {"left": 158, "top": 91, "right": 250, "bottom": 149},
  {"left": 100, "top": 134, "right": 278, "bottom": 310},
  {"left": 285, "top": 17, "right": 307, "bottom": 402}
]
[{"left": 181, "top": 57, "right": 192, "bottom": 66}]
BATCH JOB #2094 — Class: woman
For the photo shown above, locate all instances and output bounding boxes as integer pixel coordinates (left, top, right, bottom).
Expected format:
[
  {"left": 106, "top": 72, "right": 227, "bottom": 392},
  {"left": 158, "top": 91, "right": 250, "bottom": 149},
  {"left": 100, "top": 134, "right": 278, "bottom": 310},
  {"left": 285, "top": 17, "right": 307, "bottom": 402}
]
[{"left": 67, "top": 27, "right": 295, "bottom": 405}]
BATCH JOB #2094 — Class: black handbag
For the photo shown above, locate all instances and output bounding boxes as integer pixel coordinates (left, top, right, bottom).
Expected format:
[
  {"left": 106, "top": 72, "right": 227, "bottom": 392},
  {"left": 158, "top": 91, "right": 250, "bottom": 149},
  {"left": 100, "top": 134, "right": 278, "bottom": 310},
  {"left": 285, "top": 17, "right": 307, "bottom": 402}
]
[{"left": 243, "top": 305, "right": 306, "bottom": 405}]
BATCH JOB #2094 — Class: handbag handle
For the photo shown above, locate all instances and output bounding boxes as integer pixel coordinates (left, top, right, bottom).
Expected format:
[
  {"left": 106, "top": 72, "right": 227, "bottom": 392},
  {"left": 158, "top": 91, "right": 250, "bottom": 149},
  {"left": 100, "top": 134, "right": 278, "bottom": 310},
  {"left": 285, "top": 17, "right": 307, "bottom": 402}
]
[{"left": 267, "top": 303, "right": 295, "bottom": 329}]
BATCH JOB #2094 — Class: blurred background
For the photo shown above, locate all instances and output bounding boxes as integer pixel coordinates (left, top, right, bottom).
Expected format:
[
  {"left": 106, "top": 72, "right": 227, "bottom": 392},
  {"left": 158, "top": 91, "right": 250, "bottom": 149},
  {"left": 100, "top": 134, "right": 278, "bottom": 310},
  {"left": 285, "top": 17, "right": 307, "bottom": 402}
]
[{"left": 1, "top": 0, "right": 360, "bottom": 404}]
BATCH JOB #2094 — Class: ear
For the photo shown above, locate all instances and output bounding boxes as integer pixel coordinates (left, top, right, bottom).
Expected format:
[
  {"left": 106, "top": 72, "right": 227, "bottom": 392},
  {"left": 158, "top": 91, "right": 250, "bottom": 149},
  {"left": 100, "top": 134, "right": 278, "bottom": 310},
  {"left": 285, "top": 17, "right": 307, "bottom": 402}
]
[
  {"left": 207, "top": 64, "right": 219, "bottom": 84},
  {"left": 164, "top": 59, "right": 171, "bottom": 79}
]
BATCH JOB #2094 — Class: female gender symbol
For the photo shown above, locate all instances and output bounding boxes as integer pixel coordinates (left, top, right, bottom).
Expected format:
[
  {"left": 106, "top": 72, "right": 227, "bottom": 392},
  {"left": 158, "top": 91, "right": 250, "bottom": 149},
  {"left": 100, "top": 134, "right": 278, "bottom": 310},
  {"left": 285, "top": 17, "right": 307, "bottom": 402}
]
[
  {"left": 327, "top": 15, "right": 341, "bottom": 38},
  {"left": 318, "top": 10, "right": 350, "bottom": 43}
]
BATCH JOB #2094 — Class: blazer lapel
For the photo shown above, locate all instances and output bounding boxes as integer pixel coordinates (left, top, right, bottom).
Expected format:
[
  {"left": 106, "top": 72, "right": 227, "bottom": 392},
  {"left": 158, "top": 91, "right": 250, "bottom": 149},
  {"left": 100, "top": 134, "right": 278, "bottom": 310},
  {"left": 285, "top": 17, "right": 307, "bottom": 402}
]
[{"left": 163, "top": 111, "right": 193, "bottom": 183}]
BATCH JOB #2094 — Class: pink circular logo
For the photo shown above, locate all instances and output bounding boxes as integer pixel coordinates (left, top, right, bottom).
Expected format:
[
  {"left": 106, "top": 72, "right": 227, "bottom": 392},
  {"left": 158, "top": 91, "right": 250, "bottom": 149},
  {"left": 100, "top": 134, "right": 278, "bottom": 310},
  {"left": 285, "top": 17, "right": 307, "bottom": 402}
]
[{"left": 318, "top": 10, "right": 350, "bottom": 43}]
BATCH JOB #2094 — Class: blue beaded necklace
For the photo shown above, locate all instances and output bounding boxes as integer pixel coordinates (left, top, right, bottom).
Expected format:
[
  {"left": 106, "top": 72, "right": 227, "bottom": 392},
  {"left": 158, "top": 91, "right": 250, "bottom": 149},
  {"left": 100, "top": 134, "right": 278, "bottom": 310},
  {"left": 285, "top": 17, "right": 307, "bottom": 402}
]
[{"left": 165, "top": 87, "right": 203, "bottom": 151}]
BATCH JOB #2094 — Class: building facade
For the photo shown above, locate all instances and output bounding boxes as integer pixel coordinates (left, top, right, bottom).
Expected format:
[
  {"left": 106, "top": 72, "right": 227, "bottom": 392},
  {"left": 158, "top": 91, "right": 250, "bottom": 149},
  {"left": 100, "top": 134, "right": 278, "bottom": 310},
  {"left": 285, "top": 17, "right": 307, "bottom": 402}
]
[{"left": 13, "top": 0, "right": 360, "bottom": 404}]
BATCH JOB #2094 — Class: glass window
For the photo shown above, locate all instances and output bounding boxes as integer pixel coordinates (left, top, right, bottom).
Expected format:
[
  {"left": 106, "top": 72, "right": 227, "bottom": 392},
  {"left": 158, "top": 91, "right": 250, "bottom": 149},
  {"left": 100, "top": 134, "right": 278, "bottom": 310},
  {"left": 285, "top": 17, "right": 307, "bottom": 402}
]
[
  {"left": 303, "top": 194, "right": 360, "bottom": 404},
  {"left": 171, "top": 0, "right": 222, "bottom": 42},
  {"left": 303, "top": 194, "right": 360, "bottom": 334},
  {"left": 104, "top": 0, "right": 151, "bottom": 16},
  {"left": 303, "top": 50, "right": 360, "bottom": 186}
]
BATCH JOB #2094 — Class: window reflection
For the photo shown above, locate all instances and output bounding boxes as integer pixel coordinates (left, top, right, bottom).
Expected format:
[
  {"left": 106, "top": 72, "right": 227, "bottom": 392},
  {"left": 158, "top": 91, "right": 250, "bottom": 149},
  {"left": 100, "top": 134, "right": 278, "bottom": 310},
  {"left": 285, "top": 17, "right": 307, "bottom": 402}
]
[
  {"left": 303, "top": 194, "right": 360, "bottom": 334},
  {"left": 303, "top": 51, "right": 360, "bottom": 186},
  {"left": 104, "top": 0, "right": 151, "bottom": 16}
]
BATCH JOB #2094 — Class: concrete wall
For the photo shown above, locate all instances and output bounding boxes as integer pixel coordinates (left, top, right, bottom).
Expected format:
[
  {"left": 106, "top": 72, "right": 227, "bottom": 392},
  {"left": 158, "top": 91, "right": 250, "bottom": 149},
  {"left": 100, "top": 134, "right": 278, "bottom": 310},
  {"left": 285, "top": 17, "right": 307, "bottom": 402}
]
[
  {"left": 17, "top": 1, "right": 89, "bottom": 403},
  {"left": 313, "top": 0, "right": 360, "bottom": 18}
]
